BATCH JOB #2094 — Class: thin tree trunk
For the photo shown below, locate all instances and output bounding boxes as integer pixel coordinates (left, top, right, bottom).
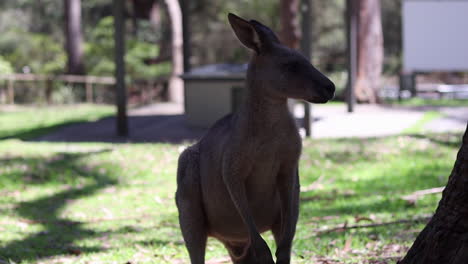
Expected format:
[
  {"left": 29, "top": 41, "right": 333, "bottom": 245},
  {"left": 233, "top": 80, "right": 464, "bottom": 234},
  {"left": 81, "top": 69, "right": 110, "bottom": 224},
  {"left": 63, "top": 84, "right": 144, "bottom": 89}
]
[
  {"left": 355, "top": 0, "right": 383, "bottom": 103},
  {"left": 163, "top": 0, "right": 184, "bottom": 103},
  {"left": 280, "top": 0, "right": 301, "bottom": 49},
  {"left": 32, "top": 0, "right": 48, "bottom": 33},
  {"left": 399, "top": 124, "right": 468, "bottom": 264},
  {"left": 114, "top": 0, "right": 128, "bottom": 136},
  {"left": 64, "top": 0, "right": 85, "bottom": 74},
  {"left": 147, "top": 1, "right": 172, "bottom": 65},
  {"left": 180, "top": 0, "right": 191, "bottom": 72}
]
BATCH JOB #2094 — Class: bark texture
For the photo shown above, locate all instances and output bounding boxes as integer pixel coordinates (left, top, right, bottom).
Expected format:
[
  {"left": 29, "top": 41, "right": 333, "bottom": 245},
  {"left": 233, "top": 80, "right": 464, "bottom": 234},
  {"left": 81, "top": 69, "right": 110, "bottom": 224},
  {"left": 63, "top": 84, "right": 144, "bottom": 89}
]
[
  {"left": 64, "top": 0, "right": 85, "bottom": 74},
  {"left": 399, "top": 124, "right": 468, "bottom": 264},
  {"left": 163, "top": 0, "right": 184, "bottom": 103},
  {"left": 132, "top": 0, "right": 156, "bottom": 19},
  {"left": 148, "top": 1, "right": 172, "bottom": 64},
  {"left": 280, "top": 0, "right": 301, "bottom": 49},
  {"left": 355, "top": 0, "right": 383, "bottom": 103}
]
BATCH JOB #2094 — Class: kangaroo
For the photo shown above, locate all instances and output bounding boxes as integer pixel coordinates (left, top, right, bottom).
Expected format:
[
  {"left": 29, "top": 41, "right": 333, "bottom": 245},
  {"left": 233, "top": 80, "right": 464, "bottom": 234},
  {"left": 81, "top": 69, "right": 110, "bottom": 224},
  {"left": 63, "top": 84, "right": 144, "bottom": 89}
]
[{"left": 175, "top": 13, "right": 335, "bottom": 264}]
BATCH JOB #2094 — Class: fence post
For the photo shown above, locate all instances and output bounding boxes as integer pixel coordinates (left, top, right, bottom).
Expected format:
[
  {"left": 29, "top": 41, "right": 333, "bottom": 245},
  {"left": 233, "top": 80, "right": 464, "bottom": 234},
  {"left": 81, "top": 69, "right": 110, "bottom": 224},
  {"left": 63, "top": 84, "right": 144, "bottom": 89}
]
[
  {"left": 86, "top": 81, "right": 93, "bottom": 103},
  {"left": 7, "top": 78, "right": 14, "bottom": 104},
  {"left": 346, "top": 0, "right": 358, "bottom": 113},
  {"left": 301, "top": 0, "right": 312, "bottom": 137},
  {"left": 0, "top": 81, "right": 5, "bottom": 104},
  {"left": 46, "top": 78, "right": 54, "bottom": 104}
]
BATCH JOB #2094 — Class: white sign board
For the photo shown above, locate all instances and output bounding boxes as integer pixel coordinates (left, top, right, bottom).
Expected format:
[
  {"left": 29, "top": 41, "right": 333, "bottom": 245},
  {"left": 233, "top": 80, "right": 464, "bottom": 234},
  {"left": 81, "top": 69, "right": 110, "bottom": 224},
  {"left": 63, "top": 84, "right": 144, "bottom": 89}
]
[{"left": 403, "top": 0, "right": 468, "bottom": 71}]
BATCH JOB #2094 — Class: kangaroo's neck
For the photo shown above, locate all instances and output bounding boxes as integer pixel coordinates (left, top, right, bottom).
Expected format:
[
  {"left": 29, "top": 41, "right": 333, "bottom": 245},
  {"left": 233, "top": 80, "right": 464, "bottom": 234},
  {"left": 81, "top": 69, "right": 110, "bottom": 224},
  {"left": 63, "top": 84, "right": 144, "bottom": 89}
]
[{"left": 236, "top": 73, "right": 292, "bottom": 134}]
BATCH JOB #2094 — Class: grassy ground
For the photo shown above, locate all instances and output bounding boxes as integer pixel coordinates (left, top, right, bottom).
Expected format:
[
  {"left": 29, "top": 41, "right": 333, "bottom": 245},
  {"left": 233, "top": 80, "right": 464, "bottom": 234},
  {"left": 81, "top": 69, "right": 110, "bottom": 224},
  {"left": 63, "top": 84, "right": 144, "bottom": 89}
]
[
  {"left": 320, "top": 97, "right": 467, "bottom": 108},
  {"left": 402, "top": 111, "right": 443, "bottom": 134},
  {"left": 0, "top": 105, "right": 463, "bottom": 264},
  {"left": 384, "top": 97, "right": 468, "bottom": 107}
]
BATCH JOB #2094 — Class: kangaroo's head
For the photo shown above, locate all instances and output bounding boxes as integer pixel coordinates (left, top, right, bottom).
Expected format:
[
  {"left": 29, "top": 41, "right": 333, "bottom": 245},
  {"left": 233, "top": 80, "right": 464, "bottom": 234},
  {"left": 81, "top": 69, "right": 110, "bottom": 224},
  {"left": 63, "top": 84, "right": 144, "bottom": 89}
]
[{"left": 228, "top": 13, "right": 335, "bottom": 104}]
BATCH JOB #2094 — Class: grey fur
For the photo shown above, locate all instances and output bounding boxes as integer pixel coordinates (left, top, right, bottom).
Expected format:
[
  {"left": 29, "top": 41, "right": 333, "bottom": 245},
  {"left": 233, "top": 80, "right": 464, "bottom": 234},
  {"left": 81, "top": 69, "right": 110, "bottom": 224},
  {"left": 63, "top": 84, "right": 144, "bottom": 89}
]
[{"left": 175, "top": 13, "right": 335, "bottom": 264}]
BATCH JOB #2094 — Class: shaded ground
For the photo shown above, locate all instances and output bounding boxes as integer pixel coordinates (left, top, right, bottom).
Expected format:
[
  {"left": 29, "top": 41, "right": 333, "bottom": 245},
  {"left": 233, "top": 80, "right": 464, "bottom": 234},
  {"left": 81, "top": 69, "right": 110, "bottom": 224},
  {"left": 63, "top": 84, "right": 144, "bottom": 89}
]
[
  {"left": 35, "top": 103, "right": 468, "bottom": 143},
  {"left": 0, "top": 104, "right": 114, "bottom": 140},
  {"left": 37, "top": 114, "right": 206, "bottom": 144},
  {"left": 35, "top": 103, "right": 205, "bottom": 143}
]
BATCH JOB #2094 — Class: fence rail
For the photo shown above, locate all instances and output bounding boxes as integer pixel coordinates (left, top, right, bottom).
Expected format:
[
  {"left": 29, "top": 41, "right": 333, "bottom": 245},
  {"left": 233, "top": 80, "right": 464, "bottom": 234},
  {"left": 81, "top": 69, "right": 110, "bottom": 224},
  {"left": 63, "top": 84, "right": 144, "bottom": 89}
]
[
  {"left": 0, "top": 73, "right": 116, "bottom": 104},
  {"left": 0, "top": 73, "right": 116, "bottom": 83}
]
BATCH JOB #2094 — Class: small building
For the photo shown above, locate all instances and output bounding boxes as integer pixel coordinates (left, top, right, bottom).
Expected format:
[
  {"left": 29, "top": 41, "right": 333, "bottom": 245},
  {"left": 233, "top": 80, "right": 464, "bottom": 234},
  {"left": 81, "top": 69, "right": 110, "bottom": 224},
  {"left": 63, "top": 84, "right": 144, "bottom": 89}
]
[{"left": 182, "top": 64, "right": 247, "bottom": 128}]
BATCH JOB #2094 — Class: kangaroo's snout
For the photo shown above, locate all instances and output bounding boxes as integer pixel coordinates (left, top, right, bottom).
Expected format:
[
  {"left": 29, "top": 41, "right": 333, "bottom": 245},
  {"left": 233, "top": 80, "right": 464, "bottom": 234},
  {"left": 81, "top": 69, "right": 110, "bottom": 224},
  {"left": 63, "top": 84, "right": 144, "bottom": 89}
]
[
  {"left": 323, "top": 80, "right": 336, "bottom": 100},
  {"left": 306, "top": 77, "right": 336, "bottom": 104},
  {"left": 316, "top": 83, "right": 335, "bottom": 103}
]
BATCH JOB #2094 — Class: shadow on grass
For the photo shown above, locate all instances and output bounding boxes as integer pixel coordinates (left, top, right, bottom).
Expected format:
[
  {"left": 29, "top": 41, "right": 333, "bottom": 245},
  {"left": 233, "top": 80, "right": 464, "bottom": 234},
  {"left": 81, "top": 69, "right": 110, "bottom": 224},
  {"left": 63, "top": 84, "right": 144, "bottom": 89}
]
[
  {"left": 300, "top": 150, "right": 452, "bottom": 218},
  {"left": 136, "top": 239, "right": 179, "bottom": 247},
  {"left": 33, "top": 115, "right": 206, "bottom": 144},
  {"left": 407, "top": 133, "right": 463, "bottom": 148},
  {"left": 0, "top": 118, "right": 114, "bottom": 141},
  {"left": 0, "top": 149, "right": 113, "bottom": 186},
  {"left": 0, "top": 150, "right": 118, "bottom": 262},
  {"left": 295, "top": 159, "right": 445, "bottom": 260}
]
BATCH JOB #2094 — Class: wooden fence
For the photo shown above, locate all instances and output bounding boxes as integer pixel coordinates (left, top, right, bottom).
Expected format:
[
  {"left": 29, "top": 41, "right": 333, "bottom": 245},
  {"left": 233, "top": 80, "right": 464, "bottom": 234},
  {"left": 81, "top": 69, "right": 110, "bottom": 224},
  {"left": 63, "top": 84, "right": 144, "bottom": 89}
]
[{"left": 0, "top": 73, "right": 116, "bottom": 104}]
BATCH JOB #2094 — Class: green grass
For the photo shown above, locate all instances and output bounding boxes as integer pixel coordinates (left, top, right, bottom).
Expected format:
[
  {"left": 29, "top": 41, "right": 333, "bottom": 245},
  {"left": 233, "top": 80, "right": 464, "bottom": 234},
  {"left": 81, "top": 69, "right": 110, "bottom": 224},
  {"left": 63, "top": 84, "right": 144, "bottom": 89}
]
[
  {"left": 0, "top": 104, "right": 463, "bottom": 263},
  {"left": 0, "top": 132, "right": 462, "bottom": 264},
  {"left": 385, "top": 97, "right": 468, "bottom": 107},
  {"left": 403, "top": 111, "right": 443, "bottom": 134},
  {"left": 0, "top": 104, "right": 114, "bottom": 140}
]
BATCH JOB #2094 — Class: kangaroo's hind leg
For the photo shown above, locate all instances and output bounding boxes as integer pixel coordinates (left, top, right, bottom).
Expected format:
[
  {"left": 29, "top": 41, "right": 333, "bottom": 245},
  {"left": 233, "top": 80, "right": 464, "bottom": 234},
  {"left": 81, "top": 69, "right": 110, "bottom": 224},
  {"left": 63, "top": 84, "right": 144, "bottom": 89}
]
[{"left": 175, "top": 147, "right": 207, "bottom": 264}]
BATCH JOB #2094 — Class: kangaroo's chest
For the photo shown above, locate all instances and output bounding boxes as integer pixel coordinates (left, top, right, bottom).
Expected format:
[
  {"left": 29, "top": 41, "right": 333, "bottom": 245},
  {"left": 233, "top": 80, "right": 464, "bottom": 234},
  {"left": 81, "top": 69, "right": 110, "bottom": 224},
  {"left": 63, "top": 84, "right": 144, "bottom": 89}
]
[
  {"left": 253, "top": 124, "right": 302, "bottom": 165},
  {"left": 246, "top": 129, "right": 301, "bottom": 191}
]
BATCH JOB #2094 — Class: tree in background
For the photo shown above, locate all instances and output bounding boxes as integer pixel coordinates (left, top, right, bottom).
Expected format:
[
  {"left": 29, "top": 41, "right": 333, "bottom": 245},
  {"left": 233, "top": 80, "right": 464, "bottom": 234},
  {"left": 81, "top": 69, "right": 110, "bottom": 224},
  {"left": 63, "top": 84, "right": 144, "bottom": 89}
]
[
  {"left": 186, "top": 0, "right": 280, "bottom": 66},
  {"left": 381, "top": 0, "right": 402, "bottom": 74},
  {"left": 280, "top": 0, "right": 301, "bottom": 49},
  {"left": 64, "top": 0, "right": 85, "bottom": 74},
  {"left": 162, "top": 0, "right": 183, "bottom": 103},
  {"left": 0, "top": 0, "right": 404, "bottom": 102},
  {"left": 133, "top": 0, "right": 171, "bottom": 64},
  {"left": 132, "top": 0, "right": 183, "bottom": 103},
  {"left": 355, "top": 0, "right": 384, "bottom": 103},
  {"left": 399, "top": 124, "right": 468, "bottom": 264}
]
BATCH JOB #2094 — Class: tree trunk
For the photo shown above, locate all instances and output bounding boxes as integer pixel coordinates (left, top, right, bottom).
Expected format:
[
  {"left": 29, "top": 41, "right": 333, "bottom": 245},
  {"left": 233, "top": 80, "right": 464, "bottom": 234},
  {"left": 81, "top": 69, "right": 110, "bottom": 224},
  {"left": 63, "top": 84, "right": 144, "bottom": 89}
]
[
  {"left": 113, "top": 0, "right": 128, "bottom": 136},
  {"left": 64, "top": 0, "right": 85, "bottom": 75},
  {"left": 180, "top": 0, "right": 191, "bottom": 72},
  {"left": 355, "top": 0, "right": 383, "bottom": 104},
  {"left": 280, "top": 0, "right": 301, "bottom": 49},
  {"left": 399, "top": 124, "right": 468, "bottom": 264},
  {"left": 147, "top": 1, "right": 172, "bottom": 65},
  {"left": 32, "top": 0, "right": 48, "bottom": 33},
  {"left": 163, "top": 0, "right": 184, "bottom": 103}
]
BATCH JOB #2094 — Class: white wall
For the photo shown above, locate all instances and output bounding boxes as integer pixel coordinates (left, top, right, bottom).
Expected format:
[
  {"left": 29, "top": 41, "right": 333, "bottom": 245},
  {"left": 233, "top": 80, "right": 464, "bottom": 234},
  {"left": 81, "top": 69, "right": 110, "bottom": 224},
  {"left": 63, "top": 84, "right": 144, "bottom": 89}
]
[{"left": 403, "top": 0, "right": 468, "bottom": 71}]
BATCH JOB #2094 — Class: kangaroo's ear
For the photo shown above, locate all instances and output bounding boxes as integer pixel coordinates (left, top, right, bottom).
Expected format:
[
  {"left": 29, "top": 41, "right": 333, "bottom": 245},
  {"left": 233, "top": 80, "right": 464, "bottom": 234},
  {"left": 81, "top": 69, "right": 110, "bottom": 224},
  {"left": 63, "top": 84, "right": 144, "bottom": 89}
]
[{"left": 228, "top": 13, "right": 261, "bottom": 53}]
